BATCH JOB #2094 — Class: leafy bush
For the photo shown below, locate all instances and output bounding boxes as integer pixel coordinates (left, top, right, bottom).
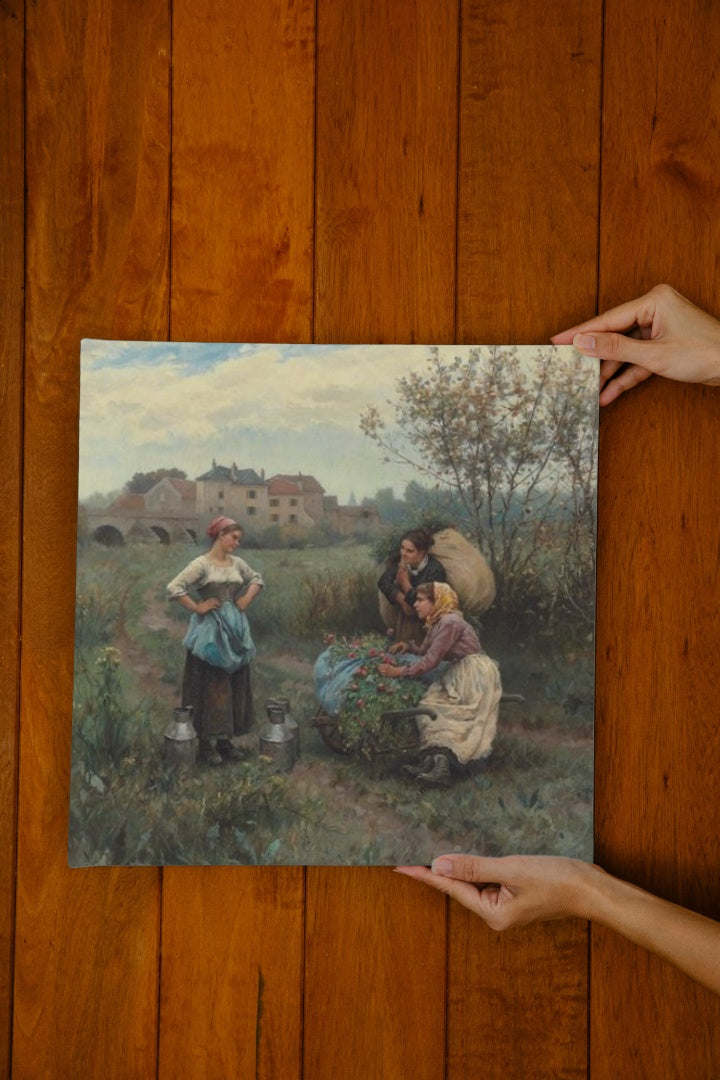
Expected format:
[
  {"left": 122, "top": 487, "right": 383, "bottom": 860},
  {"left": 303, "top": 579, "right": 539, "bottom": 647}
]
[{"left": 321, "top": 634, "right": 426, "bottom": 760}]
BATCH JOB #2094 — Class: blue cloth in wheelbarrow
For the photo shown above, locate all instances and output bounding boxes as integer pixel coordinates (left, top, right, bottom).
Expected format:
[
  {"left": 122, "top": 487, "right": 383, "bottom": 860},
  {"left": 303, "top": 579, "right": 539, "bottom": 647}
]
[{"left": 313, "top": 648, "right": 446, "bottom": 717}]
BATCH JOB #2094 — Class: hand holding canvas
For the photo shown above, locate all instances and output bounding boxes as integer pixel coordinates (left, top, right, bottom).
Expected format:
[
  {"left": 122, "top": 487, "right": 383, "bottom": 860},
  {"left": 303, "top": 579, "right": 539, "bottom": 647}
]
[
  {"left": 396, "top": 855, "right": 720, "bottom": 995},
  {"left": 552, "top": 283, "right": 720, "bottom": 405}
]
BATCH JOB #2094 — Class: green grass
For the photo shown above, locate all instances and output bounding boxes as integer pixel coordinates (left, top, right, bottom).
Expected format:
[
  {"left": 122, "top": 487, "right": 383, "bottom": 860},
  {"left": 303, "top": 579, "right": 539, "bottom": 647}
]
[{"left": 70, "top": 539, "right": 594, "bottom": 866}]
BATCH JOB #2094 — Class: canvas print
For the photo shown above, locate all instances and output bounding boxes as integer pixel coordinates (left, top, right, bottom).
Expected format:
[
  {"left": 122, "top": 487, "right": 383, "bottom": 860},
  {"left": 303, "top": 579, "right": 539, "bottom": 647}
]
[{"left": 70, "top": 341, "right": 598, "bottom": 866}]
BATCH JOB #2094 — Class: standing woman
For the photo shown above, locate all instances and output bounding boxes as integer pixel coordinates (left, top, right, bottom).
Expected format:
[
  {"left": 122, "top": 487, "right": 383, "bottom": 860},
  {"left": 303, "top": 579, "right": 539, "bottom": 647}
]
[
  {"left": 377, "top": 527, "right": 447, "bottom": 644},
  {"left": 167, "top": 516, "right": 264, "bottom": 765}
]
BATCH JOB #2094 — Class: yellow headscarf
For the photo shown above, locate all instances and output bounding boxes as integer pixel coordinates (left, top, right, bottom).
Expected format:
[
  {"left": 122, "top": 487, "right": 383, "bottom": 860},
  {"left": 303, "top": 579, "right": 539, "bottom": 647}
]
[{"left": 425, "top": 581, "right": 462, "bottom": 626}]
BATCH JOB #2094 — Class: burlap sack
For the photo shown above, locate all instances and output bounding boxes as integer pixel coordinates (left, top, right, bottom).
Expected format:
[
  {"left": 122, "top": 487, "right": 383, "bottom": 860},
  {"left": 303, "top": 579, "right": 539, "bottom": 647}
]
[
  {"left": 377, "top": 527, "right": 495, "bottom": 628},
  {"left": 430, "top": 528, "right": 495, "bottom": 614}
]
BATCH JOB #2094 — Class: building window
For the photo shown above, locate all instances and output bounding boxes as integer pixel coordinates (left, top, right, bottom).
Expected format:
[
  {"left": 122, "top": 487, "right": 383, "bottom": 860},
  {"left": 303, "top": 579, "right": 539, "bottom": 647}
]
[
  {"left": 271, "top": 514, "right": 280, "bottom": 523},
  {"left": 289, "top": 514, "right": 298, "bottom": 523},
  {"left": 247, "top": 507, "right": 256, "bottom": 516},
  {"left": 218, "top": 489, "right": 224, "bottom": 499},
  {"left": 247, "top": 490, "right": 256, "bottom": 499},
  {"left": 289, "top": 498, "right": 298, "bottom": 506},
  {"left": 269, "top": 498, "right": 279, "bottom": 507}
]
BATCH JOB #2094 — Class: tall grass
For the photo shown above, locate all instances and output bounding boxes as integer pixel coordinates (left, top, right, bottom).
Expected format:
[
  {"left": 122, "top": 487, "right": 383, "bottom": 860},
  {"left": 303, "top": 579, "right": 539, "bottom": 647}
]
[{"left": 70, "top": 538, "right": 594, "bottom": 865}]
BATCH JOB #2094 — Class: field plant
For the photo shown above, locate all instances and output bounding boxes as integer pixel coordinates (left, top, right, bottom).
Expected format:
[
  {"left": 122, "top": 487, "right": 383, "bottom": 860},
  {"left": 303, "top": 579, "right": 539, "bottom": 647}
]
[
  {"left": 318, "top": 633, "right": 426, "bottom": 759},
  {"left": 71, "top": 536, "right": 594, "bottom": 865},
  {"left": 361, "top": 346, "right": 597, "bottom": 630}
]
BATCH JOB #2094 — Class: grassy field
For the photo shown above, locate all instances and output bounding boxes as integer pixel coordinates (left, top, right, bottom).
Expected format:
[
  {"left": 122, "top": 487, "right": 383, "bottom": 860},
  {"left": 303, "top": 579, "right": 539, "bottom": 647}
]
[{"left": 70, "top": 539, "right": 594, "bottom": 866}]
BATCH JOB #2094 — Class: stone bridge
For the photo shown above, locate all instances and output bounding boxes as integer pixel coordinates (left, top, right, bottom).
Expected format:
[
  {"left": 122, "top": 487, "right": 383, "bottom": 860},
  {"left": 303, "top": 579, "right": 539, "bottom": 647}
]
[{"left": 84, "top": 508, "right": 199, "bottom": 546}]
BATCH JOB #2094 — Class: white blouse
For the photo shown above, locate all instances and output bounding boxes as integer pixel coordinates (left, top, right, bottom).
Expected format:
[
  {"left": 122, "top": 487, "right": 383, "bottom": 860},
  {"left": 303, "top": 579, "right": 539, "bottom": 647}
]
[{"left": 167, "top": 554, "right": 264, "bottom": 599}]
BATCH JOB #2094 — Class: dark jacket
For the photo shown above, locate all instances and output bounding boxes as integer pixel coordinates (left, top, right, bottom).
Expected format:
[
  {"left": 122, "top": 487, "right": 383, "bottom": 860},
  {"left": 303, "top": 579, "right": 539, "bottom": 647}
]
[{"left": 378, "top": 554, "right": 447, "bottom": 607}]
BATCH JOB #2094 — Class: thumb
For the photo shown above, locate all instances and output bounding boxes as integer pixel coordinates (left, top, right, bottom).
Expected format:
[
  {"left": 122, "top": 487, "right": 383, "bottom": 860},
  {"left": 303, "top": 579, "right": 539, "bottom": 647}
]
[
  {"left": 573, "top": 331, "right": 666, "bottom": 374},
  {"left": 431, "top": 854, "right": 499, "bottom": 883}
]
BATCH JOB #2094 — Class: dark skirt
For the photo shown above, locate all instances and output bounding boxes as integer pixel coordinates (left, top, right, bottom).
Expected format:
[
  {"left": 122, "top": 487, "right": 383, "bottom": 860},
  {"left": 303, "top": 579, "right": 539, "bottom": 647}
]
[{"left": 181, "top": 651, "right": 254, "bottom": 739}]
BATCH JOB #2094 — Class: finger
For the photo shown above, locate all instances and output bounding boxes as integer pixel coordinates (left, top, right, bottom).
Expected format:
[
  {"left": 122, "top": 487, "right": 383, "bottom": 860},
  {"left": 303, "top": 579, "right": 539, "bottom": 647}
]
[
  {"left": 599, "top": 365, "right": 653, "bottom": 406},
  {"left": 572, "top": 331, "right": 669, "bottom": 373},
  {"left": 551, "top": 291, "right": 660, "bottom": 342},
  {"left": 598, "top": 357, "right": 624, "bottom": 389},
  {"left": 395, "top": 867, "right": 488, "bottom": 914},
  {"left": 431, "top": 853, "right": 508, "bottom": 884}
]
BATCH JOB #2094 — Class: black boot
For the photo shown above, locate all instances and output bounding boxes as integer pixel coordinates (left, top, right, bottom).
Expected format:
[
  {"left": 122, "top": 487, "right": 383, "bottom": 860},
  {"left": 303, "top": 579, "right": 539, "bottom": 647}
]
[
  {"left": 199, "top": 739, "right": 223, "bottom": 766},
  {"left": 401, "top": 754, "right": 435, "bottom": 779},
  {"left": 216, "top": 738, "right": 243, "bottom": 761},
  {"left": 415, "top": 752, "right": 452, "bottom": 788}
]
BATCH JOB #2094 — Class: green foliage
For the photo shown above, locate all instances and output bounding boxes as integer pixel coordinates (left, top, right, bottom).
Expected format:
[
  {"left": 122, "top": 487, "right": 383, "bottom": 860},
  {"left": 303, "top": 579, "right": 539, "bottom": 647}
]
[
  {"left": 360, "top": 346, "right": 597, "bottom": 627},
  {"left": 73, "top": 646, "right": 137, "bottom": 774},
  {"left": 322, "top": 634, "right": 426, "bottom": 760},
  {"left": 70, "top": 540, "right": 594, "bottom": 865},
  {"left": 289, "top": 567, "right": 380, "bottom": 640},
  {"left": 75, "top": 586, "right": 122, "bottom": 647},
  {"left": 370, "top": 513, "right": 455, "bottom": 565},
  {"left": 125, "top": 467, "right": 187, "bottom": 494}
]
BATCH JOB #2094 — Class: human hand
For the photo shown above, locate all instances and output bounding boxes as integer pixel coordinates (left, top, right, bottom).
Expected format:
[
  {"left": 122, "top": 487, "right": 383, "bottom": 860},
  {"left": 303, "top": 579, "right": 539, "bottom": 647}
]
[
  {"left": 378, "top": 663, "right": 403, "bottom": 678},
  {"left": 388, "top": 641, "right": 409, "bottom": 655},
  {"left": 237, "top": 583, "right": 261, "bottom": 611},
  {"left": 395, "top": 565, "right": 411, "bottom": 590},
  {"left": 551, "top": 283, "right": 720, "bottom": 405},
  {"left": 196, "top": 598, "right": 221, "bottom": 614},
  {"left": 395, "top": 854, "right": 599, "bottom": 929}
]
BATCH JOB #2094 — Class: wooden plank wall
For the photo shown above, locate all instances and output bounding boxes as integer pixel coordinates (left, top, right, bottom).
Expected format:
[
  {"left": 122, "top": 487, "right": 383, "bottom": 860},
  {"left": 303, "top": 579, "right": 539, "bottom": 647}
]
[{"left": 3, "top": 1, "right": 719, "bottom": 1076}]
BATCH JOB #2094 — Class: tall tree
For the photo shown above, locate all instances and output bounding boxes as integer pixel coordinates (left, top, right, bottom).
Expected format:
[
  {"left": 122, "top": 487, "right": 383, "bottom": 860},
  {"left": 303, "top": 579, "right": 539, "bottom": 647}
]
[
  {"left": 125, "top": 468, "right": 187, "bottom": 494},
  {"left": 361, "top": 346, "right": 597, "bottom": 616}
]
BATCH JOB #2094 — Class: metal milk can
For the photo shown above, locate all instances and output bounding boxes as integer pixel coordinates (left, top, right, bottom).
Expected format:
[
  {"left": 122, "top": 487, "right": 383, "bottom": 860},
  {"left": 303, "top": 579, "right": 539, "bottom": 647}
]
[
  {"left": 268, "top": 696, "right": 300, "bottom": 759},
  {"left": 164, "top": 705, "right": 198, "bottom": 766},
  {"left": 259, "top": 701, "right": 297, "bottom": 771}
]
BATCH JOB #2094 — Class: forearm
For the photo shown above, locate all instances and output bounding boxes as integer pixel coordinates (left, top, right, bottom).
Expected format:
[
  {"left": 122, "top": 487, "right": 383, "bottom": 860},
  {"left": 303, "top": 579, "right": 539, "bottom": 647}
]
[
  {"left": 582, "top": 865, "right": 720, "bottom": 995},
  {"left": 174, "top": 594, "right": 200, "bottom": 614}
]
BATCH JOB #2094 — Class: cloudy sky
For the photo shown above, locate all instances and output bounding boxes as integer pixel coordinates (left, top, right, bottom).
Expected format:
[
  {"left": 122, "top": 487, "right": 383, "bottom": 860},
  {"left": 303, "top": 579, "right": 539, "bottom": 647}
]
[
  {"left": 78, "top": 340, "right": 591, "bottom": 504},
  {"left": 79, "top": 341, "right": 435, "bottom": 502}
]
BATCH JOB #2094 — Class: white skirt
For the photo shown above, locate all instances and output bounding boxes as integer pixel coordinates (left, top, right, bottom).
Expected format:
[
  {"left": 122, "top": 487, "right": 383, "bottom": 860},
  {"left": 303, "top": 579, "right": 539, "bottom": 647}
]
[{"left": 416, "top": 653, "right": 501, "bottom": 765}]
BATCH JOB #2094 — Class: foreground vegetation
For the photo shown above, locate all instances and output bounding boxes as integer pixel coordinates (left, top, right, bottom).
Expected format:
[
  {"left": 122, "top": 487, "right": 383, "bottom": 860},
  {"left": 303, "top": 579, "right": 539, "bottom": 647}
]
[{"left": 70, "top": 540, "right": 594, "bottom": 866}]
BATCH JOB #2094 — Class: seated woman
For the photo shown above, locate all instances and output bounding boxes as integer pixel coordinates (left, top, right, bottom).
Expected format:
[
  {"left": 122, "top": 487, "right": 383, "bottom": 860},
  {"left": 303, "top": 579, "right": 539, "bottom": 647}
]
[
  {"left": 377, "top": 527, "right": 447, "bottom": 644},
  {"left": 378, "top": 582, "right": 501, "bottom": 786}
]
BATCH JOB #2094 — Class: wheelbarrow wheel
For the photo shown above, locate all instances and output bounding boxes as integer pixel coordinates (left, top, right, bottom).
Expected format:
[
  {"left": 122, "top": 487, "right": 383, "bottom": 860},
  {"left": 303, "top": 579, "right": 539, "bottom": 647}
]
[{"left": 312, "top": 710, "right": 350, "bottom": 755}]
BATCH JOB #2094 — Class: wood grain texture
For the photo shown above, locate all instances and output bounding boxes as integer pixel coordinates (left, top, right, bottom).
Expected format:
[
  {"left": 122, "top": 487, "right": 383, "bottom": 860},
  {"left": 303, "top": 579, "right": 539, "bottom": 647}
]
[
  {"left": 15, "top": 1, "right": 170, "bottom": 1076},
  {"left": 447, "top": 3, "right": 602, "bottom": 1074},
  {"left": 0, "top": 2, "right": 24, "bottom": 1073},
  {"left": 305, "top": 868, "right": 448, "bottom": 1080},
  {"left": 161, "top": 3, "right": 314, "bottom": 1076},
  {"left": 593, "top": 0, "right": 720, "bottom": 1071},
  {"left": 159, "top": 869, "right": 303, "bottom": 1079},
  {"left": 5, "top": 1, "right": 720, "bottom": 1074},
  {"left": 448, "top": 919, "right": 588, "bottom": 1080},
  {"left": 456, "top": 0, "right": 603, "bottom": 344},
  {"left": 306, "top": 3, "right": 458, "bottom": 1076},
  {"left": 314, "top": 0, "right": 459, "bottom": 344},
  {"left": 171, "top": 0, "right": 315, "bottom": 343}
]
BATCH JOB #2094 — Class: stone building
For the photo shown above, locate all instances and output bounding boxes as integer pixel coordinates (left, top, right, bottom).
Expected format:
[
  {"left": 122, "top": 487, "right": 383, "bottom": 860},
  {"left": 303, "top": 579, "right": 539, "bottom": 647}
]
[{"left": 85, "top": 461, "right": 381, "bottom": 544}]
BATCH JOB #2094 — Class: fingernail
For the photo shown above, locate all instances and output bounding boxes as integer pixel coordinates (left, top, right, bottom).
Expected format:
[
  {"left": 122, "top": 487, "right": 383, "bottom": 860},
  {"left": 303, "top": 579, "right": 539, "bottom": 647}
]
[
  {"left": 573, "top": 333, "right": 596, "bottom": 351},
  {"left": 431, "top": 857, "right": 453, "bottom": 875}
]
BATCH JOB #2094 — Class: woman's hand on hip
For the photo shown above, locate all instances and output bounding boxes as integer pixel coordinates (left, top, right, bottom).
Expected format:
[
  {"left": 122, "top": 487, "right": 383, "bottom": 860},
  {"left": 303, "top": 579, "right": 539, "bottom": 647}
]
[{"left": 196, "top": 598, "right": 221, "bottom": 614}]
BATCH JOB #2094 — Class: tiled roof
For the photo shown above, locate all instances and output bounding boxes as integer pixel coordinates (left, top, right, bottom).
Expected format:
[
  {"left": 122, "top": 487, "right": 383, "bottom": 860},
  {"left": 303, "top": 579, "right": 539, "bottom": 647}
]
[
  {"left": 271, "top": 473, "right": 325, "bottom": 494},
  {"left": 268, "top": 477, "right": 301, "bottom": 495},
  {"left": 196, "top": 464, "right": 264, "bottom": 485},
  {"left": 108, "top": 492, "right": 146, "bottom": 511},
  {"left": 168, "top": 478, "right": 197, "bottom": 501}
]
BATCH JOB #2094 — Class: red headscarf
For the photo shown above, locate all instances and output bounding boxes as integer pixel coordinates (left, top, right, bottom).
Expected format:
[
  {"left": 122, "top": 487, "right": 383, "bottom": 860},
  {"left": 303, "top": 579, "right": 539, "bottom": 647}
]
[{"left": 206, "top": 515, "right": 241, "bottom": 539}]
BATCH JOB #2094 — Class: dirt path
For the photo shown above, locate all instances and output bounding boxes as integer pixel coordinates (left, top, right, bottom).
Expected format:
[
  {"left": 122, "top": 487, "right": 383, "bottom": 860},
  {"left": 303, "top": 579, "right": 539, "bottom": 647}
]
[{"left": 116, "top": 589, "right": 592, "bottom": 862}]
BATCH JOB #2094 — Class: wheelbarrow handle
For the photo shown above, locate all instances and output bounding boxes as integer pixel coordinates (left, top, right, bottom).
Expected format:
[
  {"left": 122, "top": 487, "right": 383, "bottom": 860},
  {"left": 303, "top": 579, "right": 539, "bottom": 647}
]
[{"left": 379, "top": 707, "right": 438, "bottom": 722}]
